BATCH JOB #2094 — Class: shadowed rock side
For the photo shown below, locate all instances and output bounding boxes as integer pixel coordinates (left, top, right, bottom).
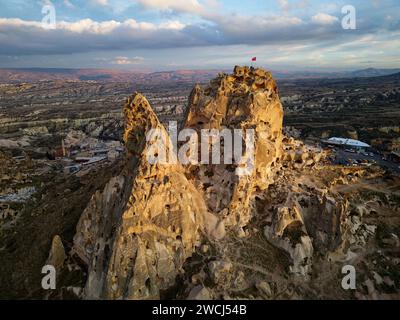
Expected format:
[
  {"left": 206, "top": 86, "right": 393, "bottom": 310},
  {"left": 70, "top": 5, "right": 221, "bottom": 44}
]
[
  {"left": 73, "top": 93, "right": 224, "bottom": 299},
  {"left": 184, "top": 66, "right": 284, "bottom": 229}
]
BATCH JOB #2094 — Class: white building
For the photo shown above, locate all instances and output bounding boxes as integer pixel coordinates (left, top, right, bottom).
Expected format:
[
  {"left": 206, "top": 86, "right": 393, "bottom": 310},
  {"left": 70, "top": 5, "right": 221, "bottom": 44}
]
[{"left": 323, "top": 137, "right": 371, "bottom": 151}]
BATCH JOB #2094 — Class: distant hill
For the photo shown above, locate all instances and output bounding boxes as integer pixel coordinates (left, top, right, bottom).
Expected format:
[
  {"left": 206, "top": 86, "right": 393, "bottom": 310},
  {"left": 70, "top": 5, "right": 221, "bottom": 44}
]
[
  {"left": 375, "top": 71, "right": 400, "bottom": 80},
  {"left": 273, "top": 68, "right": 400, "bottom": 79},
  {"left": 0, "top": 67, "right": 399, "bottom": 84},
  {"left": 348, "top": 68, "right": 400, "bottom": 78},
  {"left": 0, "top": 68, "right": 144, "bottom": 83},
  {"left": 272, "top": 70, "right": 343, "bottom": 79},
  {"left": 0, "top": 68, "right": 223, "bottom": 84}
]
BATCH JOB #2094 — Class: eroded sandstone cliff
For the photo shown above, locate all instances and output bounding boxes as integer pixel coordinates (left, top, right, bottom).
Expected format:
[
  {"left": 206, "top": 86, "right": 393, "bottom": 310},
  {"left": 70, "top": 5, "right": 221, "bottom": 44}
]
[
  {"left": 184, "top": 66, "right": 284, "bottom": 229},
  {"left": 72, "top": 67, "right": 400, "bottom": 300},
  {"left": 73, "top": 93, "right": 224, "bottom": 299}
]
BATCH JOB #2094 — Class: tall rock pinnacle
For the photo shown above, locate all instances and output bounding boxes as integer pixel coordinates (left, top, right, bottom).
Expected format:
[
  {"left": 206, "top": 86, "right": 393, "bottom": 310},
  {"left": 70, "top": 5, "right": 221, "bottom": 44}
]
[
  {"left": 74, "top": 66, "right": 284, "bottom": 299},
  {"left": 183, "top": 66, "right": 284, "bottom": 228},
  {"left": 74, "top": 92, "right": 224, "bottom": 299}
]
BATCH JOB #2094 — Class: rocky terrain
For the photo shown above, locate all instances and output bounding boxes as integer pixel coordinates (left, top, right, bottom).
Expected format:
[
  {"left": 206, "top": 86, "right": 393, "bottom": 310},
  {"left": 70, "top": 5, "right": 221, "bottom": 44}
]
[
  {"left": 0, "top": 69, "right": 223, "bottom": 85},
  {"left": 1, "top": 71, "right": 398, "bottom": 159},
  {"left": 0, "top": 67, "right": 399, "bottom": 300},
  {"left": 66, "top": 67, "right": 400, "bottom": 299},
  {"left": 281, "top": 72, "right": 400, "bottom": 152},
  {"left": 1, "top": 67, "right": 399, "bottom": 84}
]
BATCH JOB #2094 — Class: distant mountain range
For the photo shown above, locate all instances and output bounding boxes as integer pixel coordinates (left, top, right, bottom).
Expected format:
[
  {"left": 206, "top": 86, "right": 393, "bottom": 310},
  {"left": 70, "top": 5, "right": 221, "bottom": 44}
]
[
  {"left": 0, "top": 67, "right": 399, "bottom": 83},
  {"left": 376, "top": 71, "right": 400, "bottom": 80},
  {"left": 272, "top": 68, "right": 400, "bottom": 79},
  {"left": 347, "top": 68, "right": 400, "bottom": 78},
  {"left": 0, "top": 68, "right": 221, "bottom": 84}
]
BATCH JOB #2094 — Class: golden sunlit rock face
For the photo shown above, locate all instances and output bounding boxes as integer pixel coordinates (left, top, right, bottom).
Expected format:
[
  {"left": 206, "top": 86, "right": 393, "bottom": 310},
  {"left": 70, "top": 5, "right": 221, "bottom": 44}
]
[
  {"left": 74, "top": 91, "right": 224, "bottom": 299},
  {"left": 73, "top": 66, "right": 285, "bottom": 299},
  {"left": 184, "top": 66, "right": 284, "bottom": 228},
  {"left": 73, "top": 67, "right": 399, "bottom": 300}
]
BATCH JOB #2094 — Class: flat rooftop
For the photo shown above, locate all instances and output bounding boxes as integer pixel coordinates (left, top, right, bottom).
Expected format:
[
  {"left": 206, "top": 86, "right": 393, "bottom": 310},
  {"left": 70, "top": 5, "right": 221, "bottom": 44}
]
[{"left": 324, "top": 137, "right": 371, "bottom": 148}]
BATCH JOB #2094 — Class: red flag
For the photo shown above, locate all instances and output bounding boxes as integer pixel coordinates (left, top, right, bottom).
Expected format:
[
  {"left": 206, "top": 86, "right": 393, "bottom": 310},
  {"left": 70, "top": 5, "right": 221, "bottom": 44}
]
[{"left": 251, "top": 57, "right": 257, "bottom": 62}]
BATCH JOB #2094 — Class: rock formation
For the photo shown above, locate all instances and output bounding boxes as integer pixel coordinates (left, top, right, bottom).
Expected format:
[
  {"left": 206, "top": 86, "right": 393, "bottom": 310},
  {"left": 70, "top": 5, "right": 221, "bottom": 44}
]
[
  {"left": 184, "top": 66, "right": 284, "bottom": 228},
  {"left": 73, "top": 93, "right": 224, "bottom": 299},
  {"left": 72, "top": 66, "right": 400, "bottom": 300},
  {"left": 46, "top": 235, "right": 66, "bottom": 272},
  {"left": 73, "top": 66, "right": 286, "bottom": 299}
]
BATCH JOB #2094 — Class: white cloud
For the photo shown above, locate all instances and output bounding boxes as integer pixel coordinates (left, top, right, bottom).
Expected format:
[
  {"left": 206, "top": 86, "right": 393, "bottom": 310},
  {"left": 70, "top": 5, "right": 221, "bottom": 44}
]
[
  {"left": 221, "top": 15, "right": 304, "bottom": 32},
  {"left": 90, "top": 0, "right": 108, "bottom": 6},
  {"left": 0, "top": 11, "right": 382, "bottom": 57},
  {"left": 0, "top": 18, "right": 43, "bottom": 28},
  {"left": 136, "top": 0, "right": 205, "bottom": 15},
  {"left": 0, "top": 17, "right": 190, "bottom": 55},
  {"left": 277, "top": 0, "right": 309, "bottom": 12},
  {"left": 0, "top": 17, "right": 185, "bottom": 34},
  {"left": 63, "top": 0, "right": 75, "bottom": 8},
  {"left": 311, "top": 13, "right": 339, "bottom": 25},
  {"left": 112, "top": 56, "right": 145, "bottom": 65},
  {"left": 41, "top": 0, "right": 54, "bottom": 5},
  {"left": 159, "top": 20, "right": 186, "bottom": 30}
]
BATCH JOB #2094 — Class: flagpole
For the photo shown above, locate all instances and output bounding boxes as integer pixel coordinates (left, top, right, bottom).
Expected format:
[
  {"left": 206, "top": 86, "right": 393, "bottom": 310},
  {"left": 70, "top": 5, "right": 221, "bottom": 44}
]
[{"left": 251, "top": 57, "right": 256, "bottom": 69}]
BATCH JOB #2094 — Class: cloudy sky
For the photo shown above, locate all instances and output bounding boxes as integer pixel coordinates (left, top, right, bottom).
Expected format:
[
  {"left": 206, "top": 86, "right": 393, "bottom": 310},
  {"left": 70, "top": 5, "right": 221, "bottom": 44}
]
[{"left": 0, "top": 0, "right": 399, "bottom": 71}]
